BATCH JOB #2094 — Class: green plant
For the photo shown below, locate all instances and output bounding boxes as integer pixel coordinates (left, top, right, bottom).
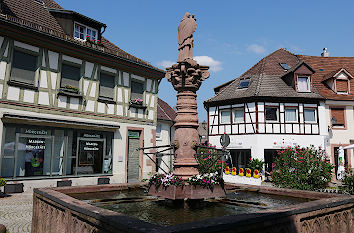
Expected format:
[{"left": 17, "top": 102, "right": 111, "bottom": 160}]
[
  {"left": 64, "top": 85, "right": 79, "bottom": 93},
  {"left": 339, "top": 168, "right": 354, "bottom": 195},
  {"left": 197, "top": 142, "right": 227, "bottom": 174},
  {"left": 272, "top": 145, "right": 333, "bottom": 191},
  {"left": 248, "top": 158, "right": 265, "bottom": 173},
  {"left": 148, "top": 173, "right": 184, "bottom": 190},
  {"left": 0, "top": 177, "right": 6, "bottom": 187},
  {"left": 187, "top": 172, "right": 224, "bottom": 192}
]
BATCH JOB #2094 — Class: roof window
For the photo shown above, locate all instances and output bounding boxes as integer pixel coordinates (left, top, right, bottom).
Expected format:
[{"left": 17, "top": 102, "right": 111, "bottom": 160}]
[
  {"left": 280, "top": 63, "right": 291, "bottom": 70},
  {"left": 238, "top": 79, "right": 250, "bottom": 89}
]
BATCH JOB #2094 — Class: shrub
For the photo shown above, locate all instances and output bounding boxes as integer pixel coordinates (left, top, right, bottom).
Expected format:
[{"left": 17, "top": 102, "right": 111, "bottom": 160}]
[
  {"left": 339, "top": 168, "right": 354, "bottom": 195},
  {"left": 248, "top": 158, "right": 265, "bottom": 173},
  {"left": 272, "top": 146, "right": 333, "bottom": 191},
  {"left": 148, "top": 173, "right": 184, "bottom": 190},
  {"left": 0, "top": 177, "right": 6, "bottom": 187},
  {"left": 198, "top": 142, "right": 227, "bottom": 174}
]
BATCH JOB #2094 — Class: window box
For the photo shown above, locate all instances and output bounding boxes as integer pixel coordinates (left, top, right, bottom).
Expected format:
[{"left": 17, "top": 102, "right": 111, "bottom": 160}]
[
  {"left": 129, "top": 99, "right": 147, "bottom": 109},
  {"left": 7, "top": 80, "right": 38, "bottom": 90},
  {"left": 4, "top": 183, "right": 23, "bottom": 194},
  {"left": 58, "top": 88, "right": 83, "bottom": 98},
  {"left": 98, "top": 96, "right": 116, "bottom": 104}
]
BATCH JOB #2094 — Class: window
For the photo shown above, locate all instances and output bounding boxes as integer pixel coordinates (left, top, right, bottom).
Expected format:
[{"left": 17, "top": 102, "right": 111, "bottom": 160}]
[
  {"left": 233, "top": 107, "right": 244, "bottom": 123},
  {"left": 61, "top": 63, "right": 81, "bottom": 90},
  {"left": 336, "top": 80, "right": 349, "bottom": 93},
  {"left": 238, "top": 79, "right": 250, "bottom": 89},
  {"left": 297, "top": 76, "right": 310, "bottom": 92},
  {"left": 156, "top": 124, "right": 162, "bottom": 140},
  {"left": 130, "top": 80, "right": 144, "bottom": 100},
  {"left": 331, "top": 107, "right": 345, "bottom": 127},
  {"left": 304, "top": 108, "right": 316, "bottom": 122},
  {"left": 285, "top": 108, "right": 297, "bottom": 122},
  {"left": 11, "top": 50, "right": 38, "bottom": 85},
  {"left": 265, "top": 107, "right": 278, "bottom": 121},
  {"left": 99, "top": 72, "right": 115, "bottom": 100},
  {"left": 220, "top": 110, "right": 231, "bottom": 124},
  {"left": 74, "top": 23, "right": 98, "bottom": 41},
  {"left": 280, "top": 63, "right": 291, "bottom": 70}
]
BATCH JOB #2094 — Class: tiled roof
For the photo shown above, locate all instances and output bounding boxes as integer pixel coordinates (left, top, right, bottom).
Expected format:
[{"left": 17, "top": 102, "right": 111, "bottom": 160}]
[
  {"left": 298, "top": 55, "right": 354, "bottom": 101},
  {"left": 205, "top": 49, "right": 323, "bottom": 105},
  {"left": 1, "top": 0, "right": 163, "bottom": 73},
  {"left": 157, "top": 98, "right": 176, "bottom": 122}
]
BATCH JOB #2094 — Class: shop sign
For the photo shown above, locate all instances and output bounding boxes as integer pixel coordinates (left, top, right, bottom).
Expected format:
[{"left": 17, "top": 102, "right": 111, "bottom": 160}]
[
  {"left": 25, "top": 129, "right": 48, "bottom": 135},
  {"left": 83, "top": 141, "right": 100, "bottom": 151},
  {"left": 83, "top": 133, "right": 100, "bottom": 138},
  {"left": 128, "top": 131, "right": 140, "bottom": 138}
]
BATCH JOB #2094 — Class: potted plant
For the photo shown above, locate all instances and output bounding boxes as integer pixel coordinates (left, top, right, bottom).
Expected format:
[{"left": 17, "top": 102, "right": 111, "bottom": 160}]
[
  {"left": 248, "top": 158, "right": 265, "bottom": 175},
  {"left": 0, "top": 177, "right": 6, "bottom": 197}
]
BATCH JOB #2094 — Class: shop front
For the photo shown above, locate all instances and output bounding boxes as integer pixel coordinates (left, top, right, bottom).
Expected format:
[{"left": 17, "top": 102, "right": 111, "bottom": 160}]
[{"left": 0, "top": 123, "right": 114, "bottom": 180}]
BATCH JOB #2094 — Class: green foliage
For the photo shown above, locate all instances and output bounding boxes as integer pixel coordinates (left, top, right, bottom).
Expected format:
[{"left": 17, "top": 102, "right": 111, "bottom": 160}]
[
  {"left": 339, "top": 169, "right": 354, "bottom": 195},
  {"left": 248, "top": 158, "right": 265, "bottom": 173},
  {"left": 0, "top": 177, "right": 6, "bottom": 187},
  {"left": 272, "top": 146, "right": 333, "bottom": 191},
  {"left": 187, "top": 173, "right": 224, "bottom": 192},
  {"left": 148, "top": 173, "right": 184, "bottom": 190},
  {"left": 198, "top": 143, "right": 227, "bottom": 174}
]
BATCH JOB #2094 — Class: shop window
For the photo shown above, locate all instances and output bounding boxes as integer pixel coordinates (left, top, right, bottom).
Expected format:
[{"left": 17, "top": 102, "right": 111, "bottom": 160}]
[
  {"left": 10, "top": 50, "right": 38, "bottom": 85},
  {"left": 336, "top": 80, "right": 349, "bottom": 93},
  {"left": 285, "top": 108, "right": 297, "bottom": 122},
  {"left": 233, "top": 107, "right": 244, "bottom": 123},
  {"left": 131, "top": 80, "right": 144, "bottom": 101},
  {"left": 297, "top": 76, "right": 310, "bottom": 92},
  {"left": 220, "top": 109, "right": 231, "bottom": 124},
  {"left": 99, "top": 72, "right": 115, "bottom": 100},
  {"left": 229, "top": 149, "right": 251, "bottom": 168},
  {"left": 331, "top": 107, "right": 345, "bottom": 127},
  {"left": 304, "top": 108, "right": 316, "bottom": 123},
  {"left": 265, "top": 107, "right": 278, "bottom": 121},
  {"left": 61, "top": 63, "right": 81, "bottom": 91}
]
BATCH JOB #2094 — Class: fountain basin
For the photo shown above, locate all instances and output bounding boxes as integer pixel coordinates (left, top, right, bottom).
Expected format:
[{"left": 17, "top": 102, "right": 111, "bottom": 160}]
[{"left": 32, "top": 183, "right": 354, "bottom": 233}]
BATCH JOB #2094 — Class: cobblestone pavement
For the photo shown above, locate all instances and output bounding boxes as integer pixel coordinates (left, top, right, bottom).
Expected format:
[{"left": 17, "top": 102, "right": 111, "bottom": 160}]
[{"left": 0, "top": 192, "right": 33, "bottom": 233}]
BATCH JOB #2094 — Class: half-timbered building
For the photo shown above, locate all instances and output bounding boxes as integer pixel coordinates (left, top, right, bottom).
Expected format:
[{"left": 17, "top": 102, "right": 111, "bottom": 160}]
[
  {"left": 204, "top": 49, "right": 328, "bottom": 178},
  {"left": 0, "top": 0, "right": 164, "bottom": 191}
]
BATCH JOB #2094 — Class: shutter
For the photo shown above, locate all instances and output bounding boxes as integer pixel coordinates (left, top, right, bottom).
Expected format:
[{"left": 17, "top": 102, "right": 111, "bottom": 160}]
[
  {"left": 331, "top": 108, "right": 345, "bottom": 126},
  {"left": 99, "top": 73, "right": 115, "bottom": 99},
  {"left": 127, "top": 132, "right": 140, "bottom": 183},
  {"left": 336, "top": 80, "right": 348, "bottom": 92},
  {"left": 61, "top": 64, "right": 80, "bottom": 88},
  {"left": 11, "top": 50, "right": 37, "bottom": 84}
]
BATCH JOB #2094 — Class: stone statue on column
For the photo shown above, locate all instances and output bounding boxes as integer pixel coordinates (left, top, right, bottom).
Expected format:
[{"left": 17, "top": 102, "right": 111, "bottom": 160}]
[{"left": 165, "top": 12, "right": 210, "bottom": 180}]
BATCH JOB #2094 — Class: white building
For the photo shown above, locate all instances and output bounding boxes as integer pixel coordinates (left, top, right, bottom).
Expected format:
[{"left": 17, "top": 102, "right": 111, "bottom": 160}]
[
  {"left": 0, "top": 0, "right": 165, "bottom": 191},
  {"left": 204, "top": 49, "right": 328, "bottom": 179}
]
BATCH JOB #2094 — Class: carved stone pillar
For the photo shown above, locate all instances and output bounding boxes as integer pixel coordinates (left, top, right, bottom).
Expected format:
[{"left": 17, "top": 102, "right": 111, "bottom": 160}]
[{"left": 166, "top": 59, "right": 209, "bottom": 179}]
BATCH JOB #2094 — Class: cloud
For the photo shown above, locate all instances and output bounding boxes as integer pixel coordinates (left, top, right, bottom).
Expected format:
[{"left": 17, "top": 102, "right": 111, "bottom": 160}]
[
  {"left": 157, "top": 60, "right": 174, "bottom": 69},
  {"left": 194, "top": 56, "right": 223, "bottom": 72},
  {"left": 247, "top": 44, "right": 267, "bottom": 54}
]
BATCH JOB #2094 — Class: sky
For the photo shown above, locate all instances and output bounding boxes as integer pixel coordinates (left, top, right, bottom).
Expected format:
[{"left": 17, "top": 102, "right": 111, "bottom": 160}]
[{"left": 56, "top": 0, "right": 354, "bottom": 121}]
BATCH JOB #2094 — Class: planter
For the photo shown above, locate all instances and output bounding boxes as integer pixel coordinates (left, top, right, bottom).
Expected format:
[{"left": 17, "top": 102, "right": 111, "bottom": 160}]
[
  {"left": 98, "top": 178, "right": 110, "bottom": 185},
  {"left": 57, "top": 180, "right": 72, "bottom": 187},
  {"left": 4, "top": 183, "right": 23, "bottom": 193}
]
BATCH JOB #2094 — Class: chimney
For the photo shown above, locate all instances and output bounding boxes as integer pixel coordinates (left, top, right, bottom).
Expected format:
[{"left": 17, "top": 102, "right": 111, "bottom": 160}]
[{"left": 321, "top": 48, "right": 330, "bottom": 57}]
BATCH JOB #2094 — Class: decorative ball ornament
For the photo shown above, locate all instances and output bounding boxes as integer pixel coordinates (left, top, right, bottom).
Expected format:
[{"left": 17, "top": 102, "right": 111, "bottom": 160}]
[
  {"left": 246, "top": 168, "right": 252, "bottom": 177},
  {"left": 253, "top": 169, "right": 260, "bottom": 179},
  {"left": 224, "top": 166, "right": 230, "bottom": 175},
  {"left": 231, "top": 167, "right": 237, "bottom": 176},
  {"left": 239, "top": 168, "right": 244, "bottom": 176}
]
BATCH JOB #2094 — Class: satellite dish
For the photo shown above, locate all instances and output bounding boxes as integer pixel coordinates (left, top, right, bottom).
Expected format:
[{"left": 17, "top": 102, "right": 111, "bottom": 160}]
[{"left": 220, "top": 134, "right": 230, "bottom": 148}]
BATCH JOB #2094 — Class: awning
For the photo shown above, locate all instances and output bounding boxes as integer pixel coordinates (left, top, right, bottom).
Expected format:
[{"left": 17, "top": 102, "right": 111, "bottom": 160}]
[
  {"left": 343, "top": 144, "right": 354, "bottom": 150},
  {"left": 2, "top": 113, "right": 120, "bottom": 131}
]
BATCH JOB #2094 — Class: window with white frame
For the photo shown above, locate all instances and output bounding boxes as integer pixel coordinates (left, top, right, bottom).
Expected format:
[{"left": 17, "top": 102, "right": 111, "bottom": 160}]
[
  {"left": 220, "top": 109, "right": 231, "bottom": 124},
  {"left": 297, "top": 76, "right": 310, "bottom": 92},
  {"left": 156, "top": 124, "right": 162, "bottom": 140},
  {"left": 233, "top": 107, "right": 244, "bottom": 123},
  {"left": 265, "top": 107, "right": 278, "bottom": 121},
  {"left": 74, "top": 23, "right": 98, "bottom": 41},
  {"left": 304, "top": 108, "right": 316, "bottom": 122},
  {"left": 285, "top": 108, "right": 298, "bottom": 122}
]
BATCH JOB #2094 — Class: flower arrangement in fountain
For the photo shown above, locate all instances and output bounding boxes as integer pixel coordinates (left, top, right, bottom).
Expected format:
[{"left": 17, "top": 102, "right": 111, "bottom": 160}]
[
  {"left": 187, "top": 172, "right": 224, "bottom": 192},
  {"left": 148, "top": 173, "right": 184, "bottom": 190},
  {"left": 86, "top": 36, "right": 103, "bottom": 46}
]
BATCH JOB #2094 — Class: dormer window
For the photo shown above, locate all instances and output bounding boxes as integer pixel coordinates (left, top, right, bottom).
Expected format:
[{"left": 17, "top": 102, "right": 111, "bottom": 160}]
[
  {"left": 297, "top": 76, "right": 310, "bottom": 92},
  {"left": 238, "top": 79, "right": 250, "bottom": 89},
  {"left": 74, "top": 22, "right": 97, "bottom": 41}
]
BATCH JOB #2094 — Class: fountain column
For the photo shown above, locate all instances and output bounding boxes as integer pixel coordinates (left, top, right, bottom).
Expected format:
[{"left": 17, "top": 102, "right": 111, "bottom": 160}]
[{"left": 166, "top": 60, "right": 209, "bottom": 180}]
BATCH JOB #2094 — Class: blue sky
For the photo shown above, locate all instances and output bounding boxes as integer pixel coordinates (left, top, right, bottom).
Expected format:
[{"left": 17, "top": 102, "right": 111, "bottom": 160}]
[{"left": 57, "top": 0, "right": 354, "bottom": 121}]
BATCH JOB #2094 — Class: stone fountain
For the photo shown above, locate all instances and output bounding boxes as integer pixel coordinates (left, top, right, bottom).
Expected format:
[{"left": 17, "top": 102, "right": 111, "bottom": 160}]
[{"left": 148, "top": 12, "right": 224, "bottom": 200}]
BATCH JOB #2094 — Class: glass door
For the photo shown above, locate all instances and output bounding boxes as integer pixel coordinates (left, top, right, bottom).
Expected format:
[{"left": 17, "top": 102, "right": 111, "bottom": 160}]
[
  {"left": 75, "top": 137, "right": 105, "bottom": 175},
  {"left": 15, "top": 133, "right": 54, "bottom": 177}
]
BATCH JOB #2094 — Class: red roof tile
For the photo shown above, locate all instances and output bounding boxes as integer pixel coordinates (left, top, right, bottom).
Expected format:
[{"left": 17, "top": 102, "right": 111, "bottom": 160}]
[{"left": 157, "top": 98, "right": 176, "bottom": 122}]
